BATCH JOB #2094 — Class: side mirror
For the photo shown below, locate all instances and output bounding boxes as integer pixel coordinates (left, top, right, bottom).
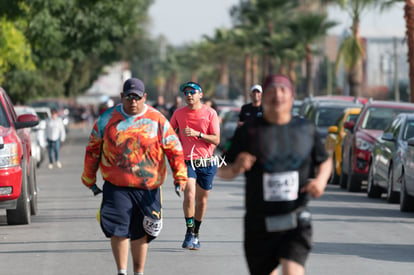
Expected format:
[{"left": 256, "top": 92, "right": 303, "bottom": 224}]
[
  {"left": 15, "top": 114, "right": 39, "bottom": 129},
  {"left": 408, "top": 137, "right": 414, "bottom": 147},
  {"left": 344, "top": 121, "right": 355, "bottom": 133},
  {"left": 381, "top": 132, "right": 394, "bottom": 141}
]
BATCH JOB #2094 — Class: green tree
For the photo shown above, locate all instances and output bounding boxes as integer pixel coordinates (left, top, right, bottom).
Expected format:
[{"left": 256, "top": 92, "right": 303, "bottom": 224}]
[
  {"left": 1, "top": 0, "right": 153, "bottom": 100},
  {"left": 335, "top": 0, "right": 378, "bottom": 97},
  {"left": 0, "top": 17, "right": 34, "bottom": 85},
  {"left": 289, "top": 12, "right": 337, "bottom": 96}
]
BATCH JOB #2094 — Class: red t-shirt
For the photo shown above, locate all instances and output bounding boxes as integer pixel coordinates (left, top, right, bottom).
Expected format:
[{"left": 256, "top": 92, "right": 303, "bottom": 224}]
[{"left": 170, "top": 105, "right": 220, "bottom": 160}]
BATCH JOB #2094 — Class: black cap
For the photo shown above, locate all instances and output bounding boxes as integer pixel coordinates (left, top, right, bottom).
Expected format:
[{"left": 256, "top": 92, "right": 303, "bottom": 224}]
[{"left": 123, "top": 78, "right": 145, "bottom": 97}]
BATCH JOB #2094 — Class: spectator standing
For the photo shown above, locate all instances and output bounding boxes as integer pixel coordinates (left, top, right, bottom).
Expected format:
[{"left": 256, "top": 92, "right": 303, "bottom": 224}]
[
  {"left": 46, "top": 108, "right": 66, "bottom": 169},
  {"left": 218, "top": 75, "right": 332, "bottom": 275},
  {"left": 81, "top": 77, "right": 187, "bottom": 275},
  {"left": 152, "top": 95, "right": 169, "bottom": 118},
  {"left": 238, "top": 84, "right": 263, "bottom": 127},
  {"left": 169, "top": 81, "right": 220, "bottom": 250},
  {"left": 168, "top": 95, "right": 183, "bottom": 119}
]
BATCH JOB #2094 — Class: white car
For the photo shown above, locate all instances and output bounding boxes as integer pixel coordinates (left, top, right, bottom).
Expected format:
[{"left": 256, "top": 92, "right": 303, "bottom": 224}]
[
  {"left": 32, "top": 107, "right": 52, "bottom": 147},
  {"left": 14, "top": 106, "right": 45, "bottom": 168}
]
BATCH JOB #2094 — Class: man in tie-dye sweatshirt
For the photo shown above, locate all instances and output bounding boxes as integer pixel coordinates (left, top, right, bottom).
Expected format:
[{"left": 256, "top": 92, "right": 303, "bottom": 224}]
[{"left": 81, "top": 77, "right": 187, "bottom": 275}]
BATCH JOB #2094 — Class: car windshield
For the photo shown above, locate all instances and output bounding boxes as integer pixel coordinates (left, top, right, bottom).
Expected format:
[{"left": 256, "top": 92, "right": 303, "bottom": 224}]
[
  {"left": 31, "top": 101, "right": 59, "bottom": 110},
  {"left": 0, "top": 103, "right": 10, "bottom": 127},
  {"left": 315, "top": 107, "right": 349, "bottom": 127},
  {"left": 345, "top": 113, "right": 359, "bottom": 123},
  {"left": 403, "top": 121, "right": 414, "bottom": 140},
  {"left": 36, "top": 111, "right": 49, "bottom": 120},
  {"left": 361, "top": 107, "right": 414, "bottom": 130}
]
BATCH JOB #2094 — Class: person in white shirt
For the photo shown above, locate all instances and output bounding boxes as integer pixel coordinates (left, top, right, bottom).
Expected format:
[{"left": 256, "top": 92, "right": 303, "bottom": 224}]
[{"left": 46, "top": 108, "right": 66, "bottom": 169}]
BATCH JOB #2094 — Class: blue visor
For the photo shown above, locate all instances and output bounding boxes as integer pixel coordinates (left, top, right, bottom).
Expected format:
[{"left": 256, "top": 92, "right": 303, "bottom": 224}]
[{"left": 180, "top": 82, "right": 202, "bottom": 93}]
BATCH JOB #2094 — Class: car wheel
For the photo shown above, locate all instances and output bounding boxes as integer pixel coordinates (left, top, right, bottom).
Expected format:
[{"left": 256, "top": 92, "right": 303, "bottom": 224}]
[
  {"left": 386, "top": 167, "right": 399, "bottom": 203},
  {"left": 329, "top": 154, "right": 339, "bottom": 185},
  {"left": 347, "top": 171, "right": 361, "bottom": 192},
  {"left": 367, "top": 163, "right": 381, "bottom": 198},
  {"left": 339, "top": 155, "right": 348, "bottom": 189},
  {"left": 29, "top": 159, "right": 38, "bottom": 215},
  {"left": 400, "top": 173, "right": 414, "bottom": 212},
  {"left": 6, "top": 161, "right": 31, "bottom": 225}
]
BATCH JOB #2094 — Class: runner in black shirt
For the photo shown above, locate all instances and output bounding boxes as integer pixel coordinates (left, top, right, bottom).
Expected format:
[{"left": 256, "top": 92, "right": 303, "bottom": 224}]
[
  {"left": 218, "top": 74, "right": 332, "bottom": 275},
  {"left": 238, "top": 84, "right": 263, "bottom": 127}
]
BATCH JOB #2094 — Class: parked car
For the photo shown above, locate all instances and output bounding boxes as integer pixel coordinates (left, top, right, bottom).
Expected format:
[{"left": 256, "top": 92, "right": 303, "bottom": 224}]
[
  {"left": 14, "top": 106, "right": 45, "bottom": 168},
  {"left": 298, "top": 95, "right": 367, "bottom": 117},
  {"left": 32, "top": 107, "right": 52, "bottom": 167},
  {"left": 292, "top": 100, "right": 302, "bottom": 116},
  {"left": 0, "top": 87, "right": 39, "bottom": 225},
  {"left": 30, "top": 99, "right": 70, "bottom": 132},
  {"left": 341, "top": 100, "right": 414, "bottom": 192},
  {"left": 367, "top": 113, "right": 414, "bottom": 203},
  {"left": 217, "top": 107, "right": 241, "bottom": 151},
  {"left": 400, "top": 137, "right": 414, "bottom": 212},
  {"left": 326, "top": 107, "right": 362, "bottom": 184},
  {"left": 303, "top": 100, "right": 362, "bottom": 145}
]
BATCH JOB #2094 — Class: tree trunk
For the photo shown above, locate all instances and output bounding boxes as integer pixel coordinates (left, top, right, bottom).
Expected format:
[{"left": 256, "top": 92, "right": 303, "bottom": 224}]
[
  {"left": 289, "top": 61, "right": 297, "bottom": 88},
  {"left": 244, "top": 53, "right": 252, "bottom": 103},
  {"left": 252, "top": 55, "right": 259, "bottom": 85},
  {"left": 305, "top": 44, "right": 313, "bottom": 97},
  {"left": 405, "top": 1, "right": 414, "bottom": 102},
  {"left": 191, "top": 71, "right": 198, "bottom": 82},
  {"left": 348, "top": 61, "right": 363, "bottom": 97},
  {"left": 216, "top": 59, "right": 229, "bottom": 99},
  {"left": 348, "top": 19, "right": 364, "bottom": 97},
  {"left": 166, "top": 72, "right": 178, "bottom": 102}
]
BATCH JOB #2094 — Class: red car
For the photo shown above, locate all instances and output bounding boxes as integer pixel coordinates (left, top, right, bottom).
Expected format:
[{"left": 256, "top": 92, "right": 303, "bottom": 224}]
[
  {"left": 0, "top": 87, "right": 39, "bottom": 225},
  {"left": 341, "top": 100, "right": 414, "bottom": 192}
]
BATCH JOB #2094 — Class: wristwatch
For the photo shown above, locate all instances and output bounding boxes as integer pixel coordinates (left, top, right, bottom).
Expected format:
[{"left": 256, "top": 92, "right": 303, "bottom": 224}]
[{"left": 198, "top": 132, "right": 204, "bottom": 139}]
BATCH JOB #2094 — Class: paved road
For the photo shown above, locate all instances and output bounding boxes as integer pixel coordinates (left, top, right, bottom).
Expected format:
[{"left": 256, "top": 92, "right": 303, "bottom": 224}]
[{"left": 1, "top": 127, "right": 414, "bottom": 275}]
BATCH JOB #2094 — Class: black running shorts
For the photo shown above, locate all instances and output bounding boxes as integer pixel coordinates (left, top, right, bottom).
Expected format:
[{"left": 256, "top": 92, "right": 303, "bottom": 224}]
[{"left": 244, "top": 215, "right": 312, "bottom": 275}]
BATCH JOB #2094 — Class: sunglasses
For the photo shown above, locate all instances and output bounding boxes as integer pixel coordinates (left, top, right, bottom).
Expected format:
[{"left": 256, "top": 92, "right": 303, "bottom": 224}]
[
  {"left": 183, "top": 90, "right": 198, "bottom": 96},
  {"left": 124, "top": 94, "right": 142, "bottom": 101}
]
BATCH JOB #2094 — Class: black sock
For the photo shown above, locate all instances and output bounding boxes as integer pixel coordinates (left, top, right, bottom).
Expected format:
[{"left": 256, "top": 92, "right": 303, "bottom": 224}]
[
  {"left": 185, "top": 217, "right": 194, "bottom": 233},
  {"left": 194, "top": 219, "right": 202, "bottom": 235}
]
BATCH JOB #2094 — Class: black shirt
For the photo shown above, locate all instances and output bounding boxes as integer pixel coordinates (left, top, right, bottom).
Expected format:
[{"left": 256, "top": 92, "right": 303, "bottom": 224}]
[
  {"left": 224, "top": 116, "right": 328, "bottom": 219},
  {"left": 239, "top": 103, "right": 263, "bottom": 122}
]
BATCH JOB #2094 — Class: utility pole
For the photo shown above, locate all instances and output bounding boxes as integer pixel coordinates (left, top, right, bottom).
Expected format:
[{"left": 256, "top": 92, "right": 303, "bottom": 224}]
[{"left": 394, "top": 37, "right": 400, "bottom": 101}]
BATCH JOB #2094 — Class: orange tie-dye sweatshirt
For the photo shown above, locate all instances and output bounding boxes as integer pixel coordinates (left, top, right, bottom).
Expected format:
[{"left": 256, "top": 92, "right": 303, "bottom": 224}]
[{"left": 81, "top": 104, "right": 187, "bottom": 190}]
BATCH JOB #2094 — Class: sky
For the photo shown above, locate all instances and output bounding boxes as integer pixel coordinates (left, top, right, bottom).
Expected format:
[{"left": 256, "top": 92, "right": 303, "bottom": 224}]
[{"left": 148, "top": 0, "right": 406, "bottom": 46}]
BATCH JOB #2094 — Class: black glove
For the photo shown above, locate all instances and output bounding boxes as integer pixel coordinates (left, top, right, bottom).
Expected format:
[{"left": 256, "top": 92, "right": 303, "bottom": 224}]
[
  {"left": 91, "top": 184, "right": 102, "bottom": 196},
  {"left": 174, "top": 184, "right": 181, "bottom": 197}
]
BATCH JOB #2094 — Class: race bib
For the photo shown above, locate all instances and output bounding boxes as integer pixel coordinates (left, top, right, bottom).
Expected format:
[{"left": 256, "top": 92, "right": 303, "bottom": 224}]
[
  {"left": 143, "top": 216, "right": 163, "bottom": 237},
  {"left": 263, "top": 171, "right": 299, "bottom": 202}
]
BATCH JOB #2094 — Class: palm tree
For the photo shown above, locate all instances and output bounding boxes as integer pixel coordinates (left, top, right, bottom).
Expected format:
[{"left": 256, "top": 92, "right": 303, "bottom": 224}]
[
  {"left": 289, "top": 12, "right": 337, "bottom": 96},
  {"left": 203, "top": 28, "right": 237, "bottom": 99},
  {"left": 335, "top": 0, "right": 378, "bottom": 97},
  {"left": 230, "top": 1, "right": 266, "bottom": 102},
  {"left": 382, "top": 0, "right": 414, "bottom": 102}
]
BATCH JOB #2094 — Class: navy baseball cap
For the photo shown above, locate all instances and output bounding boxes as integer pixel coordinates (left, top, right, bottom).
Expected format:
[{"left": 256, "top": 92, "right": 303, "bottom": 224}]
[
  {"left": 179, "top": 81, "right": 203, "bottom": 93},
  {"left": 123, "top": 78, "right": 145, "bottom": 97}
]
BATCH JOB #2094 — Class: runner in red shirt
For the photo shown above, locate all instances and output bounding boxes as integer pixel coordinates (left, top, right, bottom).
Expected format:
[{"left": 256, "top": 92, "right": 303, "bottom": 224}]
[{"left": 170, "top": 81, "right": 220, "bottom": 250}]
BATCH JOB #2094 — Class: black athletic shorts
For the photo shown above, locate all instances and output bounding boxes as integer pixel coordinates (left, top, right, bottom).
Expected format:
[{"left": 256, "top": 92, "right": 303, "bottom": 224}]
[
  {"left": 244, "top": 212, "right": 313, "bottom": 275},
  {"left": 100, "top": 181, "right": 162, "bottom": 242}
]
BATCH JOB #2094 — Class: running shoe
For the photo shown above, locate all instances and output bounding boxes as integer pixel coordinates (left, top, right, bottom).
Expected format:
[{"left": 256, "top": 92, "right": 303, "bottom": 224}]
[
  {"left": 182, "top": 232, "right": 194, "bottom": 249},
  {"left": 191, "top": 234, "right": 200, "bottom": 250}
]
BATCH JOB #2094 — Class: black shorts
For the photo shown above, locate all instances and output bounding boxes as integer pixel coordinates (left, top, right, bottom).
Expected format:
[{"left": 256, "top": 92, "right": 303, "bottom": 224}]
[
  {"left": 100, "top": 181, "right": 162, "bottom": 242},
  {"left": 244, "top": 213, "right": 312, "bottom": 275}
]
